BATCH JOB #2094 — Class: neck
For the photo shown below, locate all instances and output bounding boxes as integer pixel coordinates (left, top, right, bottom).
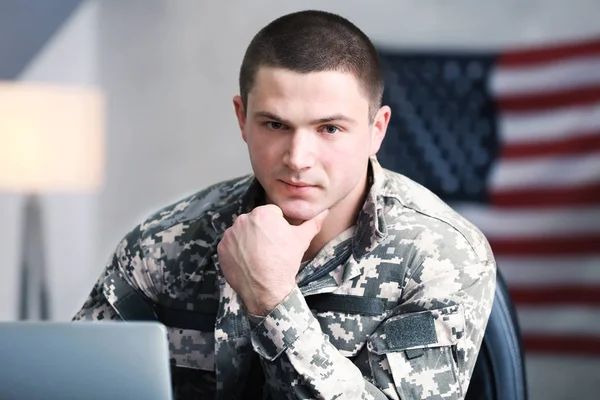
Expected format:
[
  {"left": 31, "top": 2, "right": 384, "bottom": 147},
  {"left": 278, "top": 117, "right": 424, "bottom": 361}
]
[{"left": 302, "top": 171, "right": 370, "bottom": 262}]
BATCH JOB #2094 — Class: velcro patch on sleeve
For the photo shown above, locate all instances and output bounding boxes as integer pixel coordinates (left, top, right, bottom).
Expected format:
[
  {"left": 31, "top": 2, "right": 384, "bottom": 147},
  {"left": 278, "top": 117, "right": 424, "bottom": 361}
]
[{"left": 384, "top": 312, "right": 437, "bottom": 350}]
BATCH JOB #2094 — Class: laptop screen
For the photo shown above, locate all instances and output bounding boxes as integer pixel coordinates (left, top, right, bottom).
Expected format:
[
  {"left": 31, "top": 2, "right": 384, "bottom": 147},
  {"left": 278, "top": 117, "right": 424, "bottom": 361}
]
[{"left": 0, "top": 322, "right": 173, "bottom": 400}]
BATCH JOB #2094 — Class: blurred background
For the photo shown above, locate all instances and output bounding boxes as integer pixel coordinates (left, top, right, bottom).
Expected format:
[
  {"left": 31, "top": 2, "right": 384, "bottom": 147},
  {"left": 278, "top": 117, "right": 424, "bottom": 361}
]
[{"left": 0, "top": 1, "right": 598, "bottom": 398}]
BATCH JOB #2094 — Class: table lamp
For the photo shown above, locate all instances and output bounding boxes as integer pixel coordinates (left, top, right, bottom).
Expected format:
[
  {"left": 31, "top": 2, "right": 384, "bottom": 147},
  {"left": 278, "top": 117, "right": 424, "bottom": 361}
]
[{"left": 0, "top": 81, "right": 104, "bottom": 320}]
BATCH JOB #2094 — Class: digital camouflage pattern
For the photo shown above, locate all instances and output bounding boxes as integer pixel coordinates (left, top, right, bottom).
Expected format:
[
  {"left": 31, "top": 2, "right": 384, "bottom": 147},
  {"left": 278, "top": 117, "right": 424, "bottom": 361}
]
[{"left": 74, "top": 156, "right": 496, "bottom": 399}]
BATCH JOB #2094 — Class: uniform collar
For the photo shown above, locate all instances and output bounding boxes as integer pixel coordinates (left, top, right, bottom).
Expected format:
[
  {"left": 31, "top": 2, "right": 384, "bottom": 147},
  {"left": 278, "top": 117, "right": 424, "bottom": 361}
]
[
  {"left": 209, "top": 178, "right": 262, "bottom": 234},
  {"left": 352, "top": 156, "right": 389, "bottom": 260}
]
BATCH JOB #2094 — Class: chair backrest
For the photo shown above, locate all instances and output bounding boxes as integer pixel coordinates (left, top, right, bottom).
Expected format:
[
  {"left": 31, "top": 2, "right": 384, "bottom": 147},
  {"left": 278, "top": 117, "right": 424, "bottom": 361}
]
[{"left": 465, "top": 270, "right": 528, "bottom": 400}]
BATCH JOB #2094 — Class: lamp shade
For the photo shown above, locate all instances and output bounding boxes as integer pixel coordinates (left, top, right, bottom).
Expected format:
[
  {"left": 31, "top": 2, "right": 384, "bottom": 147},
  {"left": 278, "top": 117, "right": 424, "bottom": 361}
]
[{"left": 0, "top": 81, "right": 104, "bottom": 193}]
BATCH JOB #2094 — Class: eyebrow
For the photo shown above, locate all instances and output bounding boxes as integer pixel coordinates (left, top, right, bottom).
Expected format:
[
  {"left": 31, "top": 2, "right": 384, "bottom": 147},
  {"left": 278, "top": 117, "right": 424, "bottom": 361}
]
[{"left": 253, "top": 111, "right": 357, "bottom": 126}]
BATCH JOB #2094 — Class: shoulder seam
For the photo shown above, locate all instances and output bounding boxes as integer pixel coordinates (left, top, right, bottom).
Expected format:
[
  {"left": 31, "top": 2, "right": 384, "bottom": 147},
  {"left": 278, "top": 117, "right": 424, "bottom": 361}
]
[{"left": 387, "top": 199, "right": 485, "bottom": 263}]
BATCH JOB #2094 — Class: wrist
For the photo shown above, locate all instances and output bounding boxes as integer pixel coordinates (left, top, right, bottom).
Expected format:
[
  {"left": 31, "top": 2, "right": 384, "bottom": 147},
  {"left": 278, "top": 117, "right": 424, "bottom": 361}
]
[{"left": 244, "top": 286, "right": 295, "bottom": 316}]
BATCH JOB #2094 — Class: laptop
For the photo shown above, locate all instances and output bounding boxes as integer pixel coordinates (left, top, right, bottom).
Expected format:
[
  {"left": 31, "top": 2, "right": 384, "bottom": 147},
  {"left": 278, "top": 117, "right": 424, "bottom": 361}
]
[{"left": 0, "top": 321, "right": 173, "bottom": 400}]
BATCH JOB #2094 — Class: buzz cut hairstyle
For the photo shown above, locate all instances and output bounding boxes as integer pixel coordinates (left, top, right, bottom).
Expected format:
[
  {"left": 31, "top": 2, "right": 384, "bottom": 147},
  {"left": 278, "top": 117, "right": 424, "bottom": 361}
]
[{"left": 239, "top": 10, "right": 384, "bottom": 123}]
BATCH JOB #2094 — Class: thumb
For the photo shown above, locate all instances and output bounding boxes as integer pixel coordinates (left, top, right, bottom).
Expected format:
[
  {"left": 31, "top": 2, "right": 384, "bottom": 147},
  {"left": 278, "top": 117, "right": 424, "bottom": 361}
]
[{"left": 296, "top": 209, "right": 329, "bottom": 242}]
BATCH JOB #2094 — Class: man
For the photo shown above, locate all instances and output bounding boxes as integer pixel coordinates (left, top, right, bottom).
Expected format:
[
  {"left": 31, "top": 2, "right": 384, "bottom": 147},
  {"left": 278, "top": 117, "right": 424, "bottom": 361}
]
[{"left": 75, "top": 9, "right": 496, "bottom": 400}]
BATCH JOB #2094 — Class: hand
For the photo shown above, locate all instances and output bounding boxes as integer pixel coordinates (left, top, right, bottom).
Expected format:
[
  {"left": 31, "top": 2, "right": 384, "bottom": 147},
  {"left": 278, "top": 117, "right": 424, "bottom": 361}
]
[{"left": 217, "top": 204, "right": 329, "bottom": 316}]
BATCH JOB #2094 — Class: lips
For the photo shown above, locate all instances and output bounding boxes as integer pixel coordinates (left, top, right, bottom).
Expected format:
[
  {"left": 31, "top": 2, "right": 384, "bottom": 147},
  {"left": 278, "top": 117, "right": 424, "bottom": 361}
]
[
  {"left": 282, "top": 180, "right": 314, "bottom": 188},
  {"left": 278, "top": 179, "right": 319, "bottom": 195}
]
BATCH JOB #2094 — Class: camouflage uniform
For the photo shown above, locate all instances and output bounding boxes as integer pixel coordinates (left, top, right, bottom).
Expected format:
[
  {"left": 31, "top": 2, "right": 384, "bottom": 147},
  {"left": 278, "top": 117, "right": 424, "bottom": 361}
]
[{"left": 74, "top": 156, "right": 496, "bottom": 400}]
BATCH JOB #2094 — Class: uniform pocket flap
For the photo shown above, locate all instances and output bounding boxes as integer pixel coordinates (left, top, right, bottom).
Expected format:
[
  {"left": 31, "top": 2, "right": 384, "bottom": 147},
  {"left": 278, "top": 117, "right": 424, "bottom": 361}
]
[{"left": 368, "top": 305, "right": 465, "bottom": 355}]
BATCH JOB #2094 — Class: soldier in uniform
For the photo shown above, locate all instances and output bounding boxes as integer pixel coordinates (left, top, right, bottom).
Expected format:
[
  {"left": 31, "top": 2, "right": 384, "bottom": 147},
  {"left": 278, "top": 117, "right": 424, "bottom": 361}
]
[{"left": 74, "top": 9, "right": 496, "bottom": 400}]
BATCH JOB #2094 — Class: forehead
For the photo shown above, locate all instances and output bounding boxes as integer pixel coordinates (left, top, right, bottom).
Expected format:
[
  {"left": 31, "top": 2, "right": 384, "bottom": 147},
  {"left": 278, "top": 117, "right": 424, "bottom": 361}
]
[{"left": 247, "top": 67, "right": 369, "bottom": 118}]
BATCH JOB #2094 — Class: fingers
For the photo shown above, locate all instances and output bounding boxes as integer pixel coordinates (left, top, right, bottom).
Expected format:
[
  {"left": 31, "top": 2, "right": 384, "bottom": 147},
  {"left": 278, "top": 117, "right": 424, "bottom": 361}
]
[{"left": 312, "top": 208, "right": 330, "bottom": 230}]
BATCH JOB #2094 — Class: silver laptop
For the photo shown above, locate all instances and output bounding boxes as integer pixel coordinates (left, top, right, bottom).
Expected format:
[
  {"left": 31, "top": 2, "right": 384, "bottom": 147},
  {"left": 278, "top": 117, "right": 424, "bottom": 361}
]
[{"left": 0, "top": 321, "right": 173, "bottom": 400}]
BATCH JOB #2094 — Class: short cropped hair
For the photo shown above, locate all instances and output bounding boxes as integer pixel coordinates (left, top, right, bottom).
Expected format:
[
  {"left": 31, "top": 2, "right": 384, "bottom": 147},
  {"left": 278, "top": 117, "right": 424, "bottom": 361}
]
[{"left": 239, "top": 10, "right": 384, "bottom": 122}]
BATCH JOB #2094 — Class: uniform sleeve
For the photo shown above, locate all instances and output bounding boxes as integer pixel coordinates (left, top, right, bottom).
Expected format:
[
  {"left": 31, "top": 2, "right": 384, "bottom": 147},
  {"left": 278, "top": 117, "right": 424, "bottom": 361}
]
[
  {"left": 72, "top": 271, "right": 121, "bottom": 321},
  {"left": 249, "top": 241, "right": 496, "bottom": 399},
  {"left": 251, "top": 287, "right": 388, "bottom": 399},
  {"left": 368, "top": 256, "right": 496, "bottom": 399},
  {"left": 73, "top": 225, "right": 157, "bottom": 322},
  {"left": 73, "top": 222, "right": 224, "bottom": 400}
]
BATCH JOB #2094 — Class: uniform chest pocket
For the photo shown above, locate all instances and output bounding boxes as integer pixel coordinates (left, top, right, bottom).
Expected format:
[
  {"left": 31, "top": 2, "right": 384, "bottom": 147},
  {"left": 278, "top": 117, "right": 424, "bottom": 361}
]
[{"left": 306, "top": 294, "right": 387, "bottom": 357}]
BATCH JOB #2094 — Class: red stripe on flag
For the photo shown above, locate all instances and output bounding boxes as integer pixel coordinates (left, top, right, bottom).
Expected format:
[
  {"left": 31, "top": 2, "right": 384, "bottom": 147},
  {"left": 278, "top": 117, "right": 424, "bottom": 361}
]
[
  {"left": 489, "top": 236, "right": 600, "bottom": 256},
  {"left": 497, "top": 86, "right": 600, "bottom": 112},
  {"left": 510, "top": 285, "right": 600, "bottom": 306},
  {"left": 500, "top": 132, "right": 600, "bottom": 159},
  {"left": 498, "top": 37, "right": 600, "bottom": 67},
  {"left": 523, "top": 334, "right": 600, "bottom": 356},
  {"left": 491, "top": 183, "right": 600, "bottom": 208}
]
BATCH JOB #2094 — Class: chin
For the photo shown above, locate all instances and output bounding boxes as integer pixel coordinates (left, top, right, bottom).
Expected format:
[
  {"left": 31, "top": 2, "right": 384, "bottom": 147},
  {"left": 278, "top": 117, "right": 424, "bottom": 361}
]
[{"left": 277, "top": 201, "right": 321, "bottom": 224}]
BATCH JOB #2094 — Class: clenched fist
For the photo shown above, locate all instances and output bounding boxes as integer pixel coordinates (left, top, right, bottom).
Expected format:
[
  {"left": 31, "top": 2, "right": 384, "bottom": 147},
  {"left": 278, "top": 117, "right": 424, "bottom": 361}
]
[{"left": 217, "top": 204, "right": 329, "bottom": 316}]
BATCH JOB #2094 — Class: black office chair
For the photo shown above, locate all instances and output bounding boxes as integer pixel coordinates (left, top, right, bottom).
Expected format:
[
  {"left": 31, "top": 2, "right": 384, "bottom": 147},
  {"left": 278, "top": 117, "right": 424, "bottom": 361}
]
[{"left": 465, "top": 270, "right": 528, "bottom": 400}]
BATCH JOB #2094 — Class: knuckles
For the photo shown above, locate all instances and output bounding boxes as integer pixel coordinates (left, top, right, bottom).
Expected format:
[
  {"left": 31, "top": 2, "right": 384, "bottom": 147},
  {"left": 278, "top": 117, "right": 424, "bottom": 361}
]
[
  {"left": 217, "top": 228, "right": 233, "bottom": 253},
  {"left": 230, "top": 205, "right": 283, "bottom": 230},
  {"left": 216, "top": 238, "right": 226, "bottom": 255},
  {"left": 251, "top": 204, "right": 282, "bottom": 219}
]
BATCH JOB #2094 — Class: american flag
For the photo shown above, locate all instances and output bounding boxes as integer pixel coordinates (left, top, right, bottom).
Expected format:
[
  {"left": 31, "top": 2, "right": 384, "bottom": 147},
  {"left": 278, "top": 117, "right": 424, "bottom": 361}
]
[{"left": 377, "top": 37, "right": 600, "bottom": 356}]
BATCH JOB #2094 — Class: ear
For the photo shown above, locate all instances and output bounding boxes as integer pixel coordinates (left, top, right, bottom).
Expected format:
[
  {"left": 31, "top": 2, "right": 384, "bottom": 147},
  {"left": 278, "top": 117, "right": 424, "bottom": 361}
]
[
  {"left": 233, "top": 95, "right": 247, "bottom": 142},
  {"left": 369, "top": 105, "right": 391, "bottom": 156}
]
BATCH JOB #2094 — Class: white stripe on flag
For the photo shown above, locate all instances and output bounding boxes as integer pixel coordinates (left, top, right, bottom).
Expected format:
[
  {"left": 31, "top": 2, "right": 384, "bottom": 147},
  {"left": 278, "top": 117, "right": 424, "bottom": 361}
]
[
  {"left": 490, "top": 152, "right": 600, "bottom": 190},
  {"left": 518, "top": 306, "right": 600, "bottom": 336},
  {"left": 500, "top": 103, "right": 600, "bottom": 143},
  {"left": 456, "top": 205, "right": 600, "bottom": 238},
  {"left": 491, "top": 56, "right": 600, "bottom": 96},
  {"left": 498, "top": 256, "right": 600, "bottom": 286}
]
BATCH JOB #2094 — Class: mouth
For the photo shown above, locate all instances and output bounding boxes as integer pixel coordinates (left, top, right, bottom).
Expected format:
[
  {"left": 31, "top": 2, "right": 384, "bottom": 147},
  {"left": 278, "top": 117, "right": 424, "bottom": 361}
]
[
  {"left": 279, "top": 180, "right": 318, "bottom": 193},
  {"left": 281, "top": 180, "right": 314, "bottom": 188}
]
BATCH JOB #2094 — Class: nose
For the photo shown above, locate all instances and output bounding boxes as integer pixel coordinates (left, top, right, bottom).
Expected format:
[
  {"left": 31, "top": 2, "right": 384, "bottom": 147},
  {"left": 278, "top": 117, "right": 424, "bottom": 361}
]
[{"left": 283, "top": 131, "right": 316, "bottom": 171}]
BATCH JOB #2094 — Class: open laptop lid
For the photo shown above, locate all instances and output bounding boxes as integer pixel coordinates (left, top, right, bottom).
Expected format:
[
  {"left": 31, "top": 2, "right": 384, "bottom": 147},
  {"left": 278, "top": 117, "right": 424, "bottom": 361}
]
[{"left": 0, "top": 322, "right": 173, "bottom": 400}]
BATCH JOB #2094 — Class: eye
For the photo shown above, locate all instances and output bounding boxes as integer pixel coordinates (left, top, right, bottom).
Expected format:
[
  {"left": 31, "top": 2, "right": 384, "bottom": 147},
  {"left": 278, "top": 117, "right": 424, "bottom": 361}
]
[
  {"left": 265, "top": 121, "right": 285, "bottom": 130},
  {"left": 322, "top": 125, "right": 340, "bottom": 135}
]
